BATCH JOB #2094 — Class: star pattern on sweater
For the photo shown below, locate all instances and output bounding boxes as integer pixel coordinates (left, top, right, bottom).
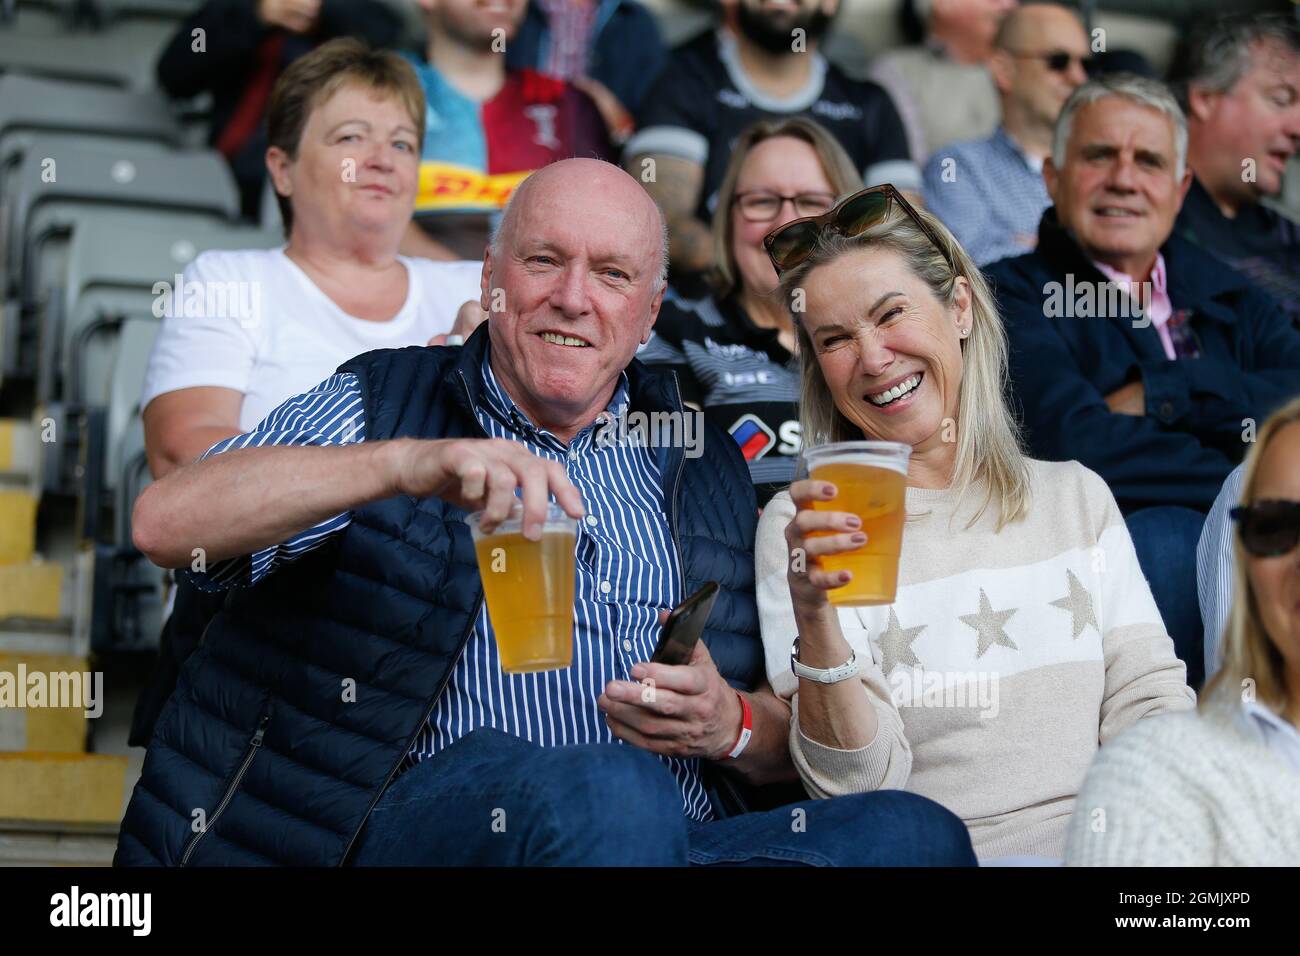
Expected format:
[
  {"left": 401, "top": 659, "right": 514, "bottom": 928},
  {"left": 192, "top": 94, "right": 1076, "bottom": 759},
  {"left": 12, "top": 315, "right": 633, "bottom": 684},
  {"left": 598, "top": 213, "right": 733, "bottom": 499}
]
[
  {"left": 1050, "top": 569, "right": 1099, "bottom": 640},
  {"left": 874, "top": 608, "right": 926, "bottom": 675},
  {"left": 959, "top": 588, "right": 1018, "bottom": 658}
]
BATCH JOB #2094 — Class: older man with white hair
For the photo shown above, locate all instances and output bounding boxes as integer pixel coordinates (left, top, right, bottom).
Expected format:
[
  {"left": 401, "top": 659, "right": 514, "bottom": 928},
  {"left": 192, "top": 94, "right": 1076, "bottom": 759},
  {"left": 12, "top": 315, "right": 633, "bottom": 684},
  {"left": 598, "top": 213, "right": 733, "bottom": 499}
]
[
  {"left": 987, "top": 73, "right": 1300, "bottom": 690},
  {"left": 116, "top": 158, "right": 975, "bottom": 867}
]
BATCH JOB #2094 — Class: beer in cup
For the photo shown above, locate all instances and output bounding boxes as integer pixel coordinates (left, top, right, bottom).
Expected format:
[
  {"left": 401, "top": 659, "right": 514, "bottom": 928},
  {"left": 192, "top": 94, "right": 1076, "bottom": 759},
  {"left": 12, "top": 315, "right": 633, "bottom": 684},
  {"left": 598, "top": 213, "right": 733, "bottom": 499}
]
[
  {"left": 802, "top": 441, "right": 910, "bottom": 606},
  {"left": 466, "top": 502, "right": 578, "bottom": 673}
]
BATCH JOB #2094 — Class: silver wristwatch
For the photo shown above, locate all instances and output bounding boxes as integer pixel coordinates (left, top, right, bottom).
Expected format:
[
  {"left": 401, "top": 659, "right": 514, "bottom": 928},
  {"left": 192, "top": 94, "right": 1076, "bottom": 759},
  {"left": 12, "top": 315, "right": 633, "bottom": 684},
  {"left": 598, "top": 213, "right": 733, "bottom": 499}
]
[{"left": 790, "top": 638, "right": 860, "bottom": 684}]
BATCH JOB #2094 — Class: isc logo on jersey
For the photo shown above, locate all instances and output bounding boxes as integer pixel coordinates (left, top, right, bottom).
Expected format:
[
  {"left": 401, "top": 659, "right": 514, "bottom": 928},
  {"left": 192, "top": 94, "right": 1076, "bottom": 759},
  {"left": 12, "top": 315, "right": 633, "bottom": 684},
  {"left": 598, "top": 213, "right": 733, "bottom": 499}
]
[{"left": 729, "top": 414, "right": 800, "bottom": 460}]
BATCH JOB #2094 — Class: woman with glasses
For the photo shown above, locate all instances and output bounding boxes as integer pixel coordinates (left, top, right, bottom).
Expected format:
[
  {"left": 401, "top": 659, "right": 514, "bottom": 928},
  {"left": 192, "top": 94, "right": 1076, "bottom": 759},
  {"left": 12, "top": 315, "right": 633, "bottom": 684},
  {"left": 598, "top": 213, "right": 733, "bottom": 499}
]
[
  {"left": 1067, "top": 395, "right": 1300, "bottom": 865},
  {"left": 637, "top": 118, "right": 862, "bottom": 506},
  {"left": 755, "top": 185, "right": 1196, "bottom": 862}
]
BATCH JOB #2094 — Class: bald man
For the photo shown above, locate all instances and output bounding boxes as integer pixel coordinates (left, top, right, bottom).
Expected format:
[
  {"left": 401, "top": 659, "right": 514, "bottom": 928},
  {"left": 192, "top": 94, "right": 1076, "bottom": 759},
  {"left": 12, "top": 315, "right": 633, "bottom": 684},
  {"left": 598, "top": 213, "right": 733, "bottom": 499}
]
[
  {"left": 924, "top": 2, "right": 1090, "bottom": 265},
  {"left": 117, "top": 159, "right": 974, "bottom": 867}
]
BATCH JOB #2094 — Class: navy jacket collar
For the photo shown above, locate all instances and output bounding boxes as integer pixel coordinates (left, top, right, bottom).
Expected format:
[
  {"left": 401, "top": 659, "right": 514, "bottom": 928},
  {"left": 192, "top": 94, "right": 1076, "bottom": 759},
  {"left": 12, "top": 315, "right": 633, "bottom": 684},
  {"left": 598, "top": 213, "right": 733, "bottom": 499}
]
[{"left": 1035, "top": 206, "right": 1244, "bottom": 327}]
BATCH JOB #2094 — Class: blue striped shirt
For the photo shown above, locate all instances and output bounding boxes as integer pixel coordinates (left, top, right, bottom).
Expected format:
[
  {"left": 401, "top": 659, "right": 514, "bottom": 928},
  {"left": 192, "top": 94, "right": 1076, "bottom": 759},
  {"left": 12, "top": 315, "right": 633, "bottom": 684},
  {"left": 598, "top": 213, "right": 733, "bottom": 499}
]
[
  {"left": 923, "top": 126, "right": 1051, "bottom": 267},
  {"left": 189, "top": 352, "right": 713, "bottom": 821},
  {"left": 1197, "top": 464, "right": 1245, "bottom": 682}
]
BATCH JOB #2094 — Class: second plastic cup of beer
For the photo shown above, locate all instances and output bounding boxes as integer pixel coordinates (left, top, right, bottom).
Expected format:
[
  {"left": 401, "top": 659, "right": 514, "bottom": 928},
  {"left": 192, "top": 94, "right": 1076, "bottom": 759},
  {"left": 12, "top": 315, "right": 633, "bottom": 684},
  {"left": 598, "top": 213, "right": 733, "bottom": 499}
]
[
  {"left": 802, "top": 441, "right": 910, "bottom": 606},
  {"left": 465, "top": 502, "right": 578, "bottom": 673}
]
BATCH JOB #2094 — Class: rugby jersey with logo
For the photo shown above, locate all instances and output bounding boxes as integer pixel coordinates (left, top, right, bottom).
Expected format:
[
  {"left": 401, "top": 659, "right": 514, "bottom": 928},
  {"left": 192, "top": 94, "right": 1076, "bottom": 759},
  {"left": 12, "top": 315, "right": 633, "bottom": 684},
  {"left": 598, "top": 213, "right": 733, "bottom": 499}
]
[
  {"left": 638, "top": 294, "right": 800, "bottom": 506},
  {"left": 403, "top": 55, "right": 611, "bottom": 214}
]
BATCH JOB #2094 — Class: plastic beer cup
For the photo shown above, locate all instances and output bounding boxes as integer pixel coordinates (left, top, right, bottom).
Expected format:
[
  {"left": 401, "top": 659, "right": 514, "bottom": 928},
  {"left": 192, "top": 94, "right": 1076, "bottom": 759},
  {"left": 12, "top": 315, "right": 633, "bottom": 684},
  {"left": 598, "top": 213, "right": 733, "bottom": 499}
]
[
  {"left": 466, "top": 502, "right": 578, "bottom": 672},
  {"left": 802, "top": 441, "right": 910, "bottom": 606}
]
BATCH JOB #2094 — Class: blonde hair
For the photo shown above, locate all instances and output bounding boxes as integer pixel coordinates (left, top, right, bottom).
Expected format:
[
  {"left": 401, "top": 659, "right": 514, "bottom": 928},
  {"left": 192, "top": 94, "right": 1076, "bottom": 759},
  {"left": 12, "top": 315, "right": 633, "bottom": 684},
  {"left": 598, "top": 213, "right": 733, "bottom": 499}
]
[
  {"left": 1201, "top": 394, "right": 1300, "bottom": 716},
  {"left": 709, "top": 117, "right": 864, "bottom": 299},
  {"left": 779, "top": 199, "right": 1031, "bottom": 531}
]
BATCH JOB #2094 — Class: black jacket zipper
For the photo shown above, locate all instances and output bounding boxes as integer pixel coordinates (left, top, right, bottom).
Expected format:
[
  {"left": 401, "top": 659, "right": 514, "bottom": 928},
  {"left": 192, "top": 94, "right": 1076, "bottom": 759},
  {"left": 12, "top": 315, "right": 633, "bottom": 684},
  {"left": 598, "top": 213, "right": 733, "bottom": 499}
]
[{"left": 179, "top": 712, "right": 270, "bottom": 865}]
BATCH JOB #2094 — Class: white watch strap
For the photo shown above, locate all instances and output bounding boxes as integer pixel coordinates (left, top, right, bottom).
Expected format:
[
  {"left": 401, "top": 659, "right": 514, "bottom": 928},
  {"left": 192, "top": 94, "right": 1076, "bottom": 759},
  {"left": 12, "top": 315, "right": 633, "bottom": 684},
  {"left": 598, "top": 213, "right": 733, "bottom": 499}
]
[{"left": 791, "top": 648, "right": 859, "bottom": 684}]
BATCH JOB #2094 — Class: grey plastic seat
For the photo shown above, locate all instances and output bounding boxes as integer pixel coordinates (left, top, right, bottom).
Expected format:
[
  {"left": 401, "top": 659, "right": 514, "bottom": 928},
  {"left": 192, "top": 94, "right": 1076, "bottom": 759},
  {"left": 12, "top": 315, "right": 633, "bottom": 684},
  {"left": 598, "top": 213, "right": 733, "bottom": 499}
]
[
  {"left": 3, "top": 133, "right": 238, "bottom": 291},
  {"left": 1, "top": 134, "right": 237, "bottom": 382},
  {"left": 0, "top": 15, "right": 174, "bottom": 89},
  {"left": 48, "top": 209, "right": 280, "bottom": 405},
  {"left": 106, "top": 314, "right": 157, "bottom": 501},
  {"left": 0, "top": 74, "right": 179, "bottom": 155}
]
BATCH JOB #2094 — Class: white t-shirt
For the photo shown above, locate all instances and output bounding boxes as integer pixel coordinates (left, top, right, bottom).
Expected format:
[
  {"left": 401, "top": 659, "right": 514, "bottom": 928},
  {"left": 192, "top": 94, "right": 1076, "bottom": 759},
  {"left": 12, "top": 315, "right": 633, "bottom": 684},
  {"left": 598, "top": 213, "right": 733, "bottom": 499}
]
[{"left": 140, "top": 248, "right": 483, "bottom": 431}]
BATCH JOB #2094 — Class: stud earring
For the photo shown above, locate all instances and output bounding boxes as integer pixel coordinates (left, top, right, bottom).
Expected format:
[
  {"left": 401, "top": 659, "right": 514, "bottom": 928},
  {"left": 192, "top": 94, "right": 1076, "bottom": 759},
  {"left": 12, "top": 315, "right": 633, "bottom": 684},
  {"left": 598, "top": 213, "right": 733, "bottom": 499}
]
[{"left": 960, "top": 327, "right": 970, "bottom": 337}]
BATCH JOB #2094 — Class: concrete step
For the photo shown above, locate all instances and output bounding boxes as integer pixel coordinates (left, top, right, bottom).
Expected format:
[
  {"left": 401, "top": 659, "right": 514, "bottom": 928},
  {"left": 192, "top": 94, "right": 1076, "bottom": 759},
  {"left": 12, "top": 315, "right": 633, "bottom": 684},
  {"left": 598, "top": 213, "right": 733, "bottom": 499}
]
[
  {"left": 0, "top": 753, "right": 127, "bottom": 825},
  {"left": 0, "top": 820, "right": 117, "bottom": 866},
  {"left": 0, "top": 560, "right": 62, "bottom": 621},
  {"left": 0, "top": 652, "right": 94, "bottom": 752},
  {"left": 0, "top": 419, "right": 38, "bottom": 483},
  {"left": 0, "top": 490, "right": 37, "bottom": 564}
]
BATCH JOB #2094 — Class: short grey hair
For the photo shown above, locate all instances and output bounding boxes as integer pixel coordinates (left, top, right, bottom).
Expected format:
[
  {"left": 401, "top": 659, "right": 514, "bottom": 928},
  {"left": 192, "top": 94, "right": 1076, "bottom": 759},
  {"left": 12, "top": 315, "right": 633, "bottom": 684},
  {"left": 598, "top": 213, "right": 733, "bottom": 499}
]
[
  {"left": 1052, "top": 73, "right": 1188, "bottom": 180},
  {"left": 489, "top": 169, "right": 670, "bottom": 294},
  {"left": 1174, "top": 13, "right": 1300, "bottom": 108}
]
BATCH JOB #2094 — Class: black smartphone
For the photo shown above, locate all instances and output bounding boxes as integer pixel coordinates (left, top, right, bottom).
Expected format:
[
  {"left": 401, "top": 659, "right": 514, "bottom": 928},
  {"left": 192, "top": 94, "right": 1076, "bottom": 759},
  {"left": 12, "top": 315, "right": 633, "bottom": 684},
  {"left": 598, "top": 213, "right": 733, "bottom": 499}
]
[{"left": 650, "top": 581, "right": 720, "bottom": 666}]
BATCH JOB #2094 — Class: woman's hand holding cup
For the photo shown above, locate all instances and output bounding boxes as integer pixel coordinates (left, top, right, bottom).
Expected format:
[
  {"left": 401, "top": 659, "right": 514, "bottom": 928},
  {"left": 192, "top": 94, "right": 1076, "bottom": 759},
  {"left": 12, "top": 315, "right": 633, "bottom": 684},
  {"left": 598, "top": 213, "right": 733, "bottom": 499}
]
[{"left": 785, "top": 478, "right": 865, "bottom": 615}]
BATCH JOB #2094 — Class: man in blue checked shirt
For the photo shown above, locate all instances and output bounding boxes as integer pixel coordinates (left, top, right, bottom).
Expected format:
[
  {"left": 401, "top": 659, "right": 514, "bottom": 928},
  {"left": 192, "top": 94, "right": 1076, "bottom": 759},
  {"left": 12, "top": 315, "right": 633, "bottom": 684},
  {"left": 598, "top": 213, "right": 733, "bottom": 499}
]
[{"left": 117, "top": 159, "right": 974, "bottom": 867}]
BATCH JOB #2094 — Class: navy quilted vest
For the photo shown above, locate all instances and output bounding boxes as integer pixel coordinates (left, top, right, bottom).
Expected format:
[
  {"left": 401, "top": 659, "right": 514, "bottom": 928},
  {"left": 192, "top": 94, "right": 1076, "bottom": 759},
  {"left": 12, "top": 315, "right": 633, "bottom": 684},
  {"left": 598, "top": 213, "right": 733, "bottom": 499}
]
[{"left": 114, "top": 327, "right": 761, "bottom": 866}]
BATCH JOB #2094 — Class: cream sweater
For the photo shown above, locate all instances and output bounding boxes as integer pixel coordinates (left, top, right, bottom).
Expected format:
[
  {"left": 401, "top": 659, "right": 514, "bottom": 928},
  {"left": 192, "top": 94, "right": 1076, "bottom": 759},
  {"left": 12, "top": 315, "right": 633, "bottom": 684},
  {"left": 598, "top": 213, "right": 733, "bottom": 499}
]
[
  {"left": 756, "top": 458, "right": 1196, "bottom": 860},
  {"left": 1066, "top": 707, "right": 1300, "bottom": 865}
]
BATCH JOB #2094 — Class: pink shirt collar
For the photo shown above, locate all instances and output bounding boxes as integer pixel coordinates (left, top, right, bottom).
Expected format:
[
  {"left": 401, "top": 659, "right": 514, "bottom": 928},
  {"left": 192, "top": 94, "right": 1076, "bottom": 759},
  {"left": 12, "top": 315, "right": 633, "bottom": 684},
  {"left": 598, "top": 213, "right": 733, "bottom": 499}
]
[{"left": 1092, "top": 253, "right": 1176, "bottom": 360}]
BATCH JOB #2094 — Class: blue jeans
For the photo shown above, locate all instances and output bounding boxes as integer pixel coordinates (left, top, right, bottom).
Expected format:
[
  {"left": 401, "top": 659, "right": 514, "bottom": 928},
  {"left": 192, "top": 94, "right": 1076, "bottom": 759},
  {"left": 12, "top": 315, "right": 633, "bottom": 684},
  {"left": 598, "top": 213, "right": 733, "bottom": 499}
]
[
  {"left": 1125, "top": 506, "right": 1206, "bottom": 689},
  {"left": 347, "top": 727, "right": 976, "bottom": 866}
]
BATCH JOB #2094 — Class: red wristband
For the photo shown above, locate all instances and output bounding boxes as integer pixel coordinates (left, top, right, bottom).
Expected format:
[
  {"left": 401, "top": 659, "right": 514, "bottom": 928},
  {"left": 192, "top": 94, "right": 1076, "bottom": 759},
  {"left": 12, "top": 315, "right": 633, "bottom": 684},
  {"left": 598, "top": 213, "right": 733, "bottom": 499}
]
[{"left": 726, "top": 690, "right": 753, "bottom": 759}]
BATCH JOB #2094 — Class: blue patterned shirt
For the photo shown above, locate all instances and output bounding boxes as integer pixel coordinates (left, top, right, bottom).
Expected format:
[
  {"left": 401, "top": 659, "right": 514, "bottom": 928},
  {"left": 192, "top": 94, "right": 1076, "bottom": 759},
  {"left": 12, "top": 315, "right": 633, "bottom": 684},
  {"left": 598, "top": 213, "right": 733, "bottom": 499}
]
[
  {"left": 923, "top": 126, "right": 1052, "bottom": 267},
  {"left": 189, "top": 351, "right": 712, "bottom": 821}
]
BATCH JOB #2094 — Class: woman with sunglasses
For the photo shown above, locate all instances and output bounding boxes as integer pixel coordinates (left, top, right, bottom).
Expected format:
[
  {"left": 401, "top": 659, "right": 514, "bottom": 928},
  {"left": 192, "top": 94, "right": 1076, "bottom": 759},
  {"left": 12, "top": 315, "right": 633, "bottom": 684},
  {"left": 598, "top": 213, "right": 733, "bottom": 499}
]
[
  {"left": 1067, "top": 396, "right": 1300, "bottom": 865},
  {"left": 636, "top": 118, "right": 862, "bottom": 507},
  {"left": 756, "top": 185, "right": 1195, "bottom": 862}
]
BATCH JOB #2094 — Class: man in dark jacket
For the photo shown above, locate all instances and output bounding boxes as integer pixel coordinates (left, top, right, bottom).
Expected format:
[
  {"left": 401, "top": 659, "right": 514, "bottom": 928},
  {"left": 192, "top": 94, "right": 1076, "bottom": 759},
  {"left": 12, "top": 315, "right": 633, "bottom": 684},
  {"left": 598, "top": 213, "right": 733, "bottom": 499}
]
[
  {"left": 116, "top": 159, "right": 973, "bottom": 866},
  {"left": 156, "top": 0, "right": 404, "bottom": 219},
  {"left": 986, "top": 73, "right": 1300, "bottom": 689}
]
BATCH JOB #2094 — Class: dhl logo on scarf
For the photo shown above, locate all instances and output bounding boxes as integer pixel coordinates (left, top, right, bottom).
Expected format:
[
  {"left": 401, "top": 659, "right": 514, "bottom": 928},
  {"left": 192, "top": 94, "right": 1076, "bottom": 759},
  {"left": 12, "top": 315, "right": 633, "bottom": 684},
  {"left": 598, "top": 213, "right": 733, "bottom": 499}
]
[{"left": 415, "top": 162, "right": 533, "bottom": 212}]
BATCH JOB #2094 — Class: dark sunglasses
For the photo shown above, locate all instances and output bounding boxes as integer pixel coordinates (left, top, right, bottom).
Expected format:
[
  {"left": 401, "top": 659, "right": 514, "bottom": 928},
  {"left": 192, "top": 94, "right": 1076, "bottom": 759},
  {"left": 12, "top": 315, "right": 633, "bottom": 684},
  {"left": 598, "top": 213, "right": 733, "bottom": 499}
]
[
  {"left": 1007, "top": 49, "right": 1094, "bottom": 73},
  {"left": 1231, "top": 500, "right": 1300, "bottom": 557},
  {"left": 762, "top": 184, "right": 953, "bottom": 276}
]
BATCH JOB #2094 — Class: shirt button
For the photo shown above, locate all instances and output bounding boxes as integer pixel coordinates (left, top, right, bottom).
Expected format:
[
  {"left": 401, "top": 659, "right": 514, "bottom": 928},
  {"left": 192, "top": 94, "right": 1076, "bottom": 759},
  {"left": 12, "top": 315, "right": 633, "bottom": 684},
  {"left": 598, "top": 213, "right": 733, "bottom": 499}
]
[
  {"left": 600, "top": 580, "right": 612, "bottom": 594},
  {"left": 585, "top": 514, "right": 598, "bottom": 527},
  {"left": 1159, "top": 401, "right": 1174, "bottom": 419},
  {"left": 567, "top": 447, "right": 579, "bottom": 461},
  {"left": 622, "top": 639, "right": 633, "bottom": 653}
]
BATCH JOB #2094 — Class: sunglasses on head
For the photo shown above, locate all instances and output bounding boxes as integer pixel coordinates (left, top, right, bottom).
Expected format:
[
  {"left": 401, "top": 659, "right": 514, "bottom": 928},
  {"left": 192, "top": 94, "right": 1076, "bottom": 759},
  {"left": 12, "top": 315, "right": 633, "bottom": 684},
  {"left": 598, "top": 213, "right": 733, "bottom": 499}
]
[
  {"left": 1231, "top": 500, "right": 1300, "bottom": 557},
  {"left": 762, "top": 184, "right": 954, "bottom": 277}
]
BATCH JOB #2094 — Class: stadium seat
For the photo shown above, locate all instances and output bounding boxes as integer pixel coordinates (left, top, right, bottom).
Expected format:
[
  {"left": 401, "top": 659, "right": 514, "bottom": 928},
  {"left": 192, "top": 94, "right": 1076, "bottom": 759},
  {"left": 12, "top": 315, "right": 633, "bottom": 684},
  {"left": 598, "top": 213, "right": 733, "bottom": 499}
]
[
  {"left": 0, "top": 11, "right": 176, "bottom": 89},
  {"left": 1, "top": 134, "right": 238, "bottom": 381},
  {"left": 45, "top": 209, "right": 279, "bottom": 406},
  {"left": 0, "top": 74, "right": 179, "bottom": 154}
]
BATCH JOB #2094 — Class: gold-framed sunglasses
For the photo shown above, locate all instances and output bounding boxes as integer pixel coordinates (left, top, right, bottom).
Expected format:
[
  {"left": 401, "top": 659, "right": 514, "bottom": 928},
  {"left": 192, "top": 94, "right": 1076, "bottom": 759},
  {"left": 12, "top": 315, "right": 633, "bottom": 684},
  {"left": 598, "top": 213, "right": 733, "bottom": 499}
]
[{"left": 762, "top": 183, "right": 954, "bottom": 276}]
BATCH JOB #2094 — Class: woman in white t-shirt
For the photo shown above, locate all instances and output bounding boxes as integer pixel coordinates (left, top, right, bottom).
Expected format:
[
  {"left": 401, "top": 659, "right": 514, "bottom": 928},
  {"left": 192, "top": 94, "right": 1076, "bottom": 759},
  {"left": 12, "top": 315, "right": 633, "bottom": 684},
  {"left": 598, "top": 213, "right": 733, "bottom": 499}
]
[
  {"left": 128, "top": 40, "right": 485, "bottom": 749},
  {"left": 141, "top": 39, "right": 484, "bottom": 479}
]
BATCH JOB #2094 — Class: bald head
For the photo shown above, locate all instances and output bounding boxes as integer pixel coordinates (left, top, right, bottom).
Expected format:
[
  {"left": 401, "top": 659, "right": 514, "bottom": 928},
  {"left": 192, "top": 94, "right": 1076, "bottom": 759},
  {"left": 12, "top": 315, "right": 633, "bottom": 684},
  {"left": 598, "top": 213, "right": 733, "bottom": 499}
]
[
  {"left": 492, "top": 159, "right": 669, "bottom": 292},
  {"left": 994, "top": 1, "right": 1084, "bottom": 53}
]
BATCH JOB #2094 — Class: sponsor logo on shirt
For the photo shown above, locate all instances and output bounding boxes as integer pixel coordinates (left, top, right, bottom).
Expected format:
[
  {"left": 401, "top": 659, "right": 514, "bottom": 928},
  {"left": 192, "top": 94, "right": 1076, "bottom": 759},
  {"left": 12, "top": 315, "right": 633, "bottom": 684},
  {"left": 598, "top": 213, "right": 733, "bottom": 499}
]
[
  {"left": 729, "top": 413, "right": 776, "bottom": 460},
  {"left": 717, "top": 89, "right": 749, "bottom": 109},
  {"left": 524, "top": 103, "right": 561, "bottom": 151},
  {"left": 811, "top": 100, "right": 862, "bottom": 122},
  {"left": 705, "top": 337, "right": 769, "bottom": 362},
  {"left": 415, "top": 161, "right": 531, "bottom": 212}
]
